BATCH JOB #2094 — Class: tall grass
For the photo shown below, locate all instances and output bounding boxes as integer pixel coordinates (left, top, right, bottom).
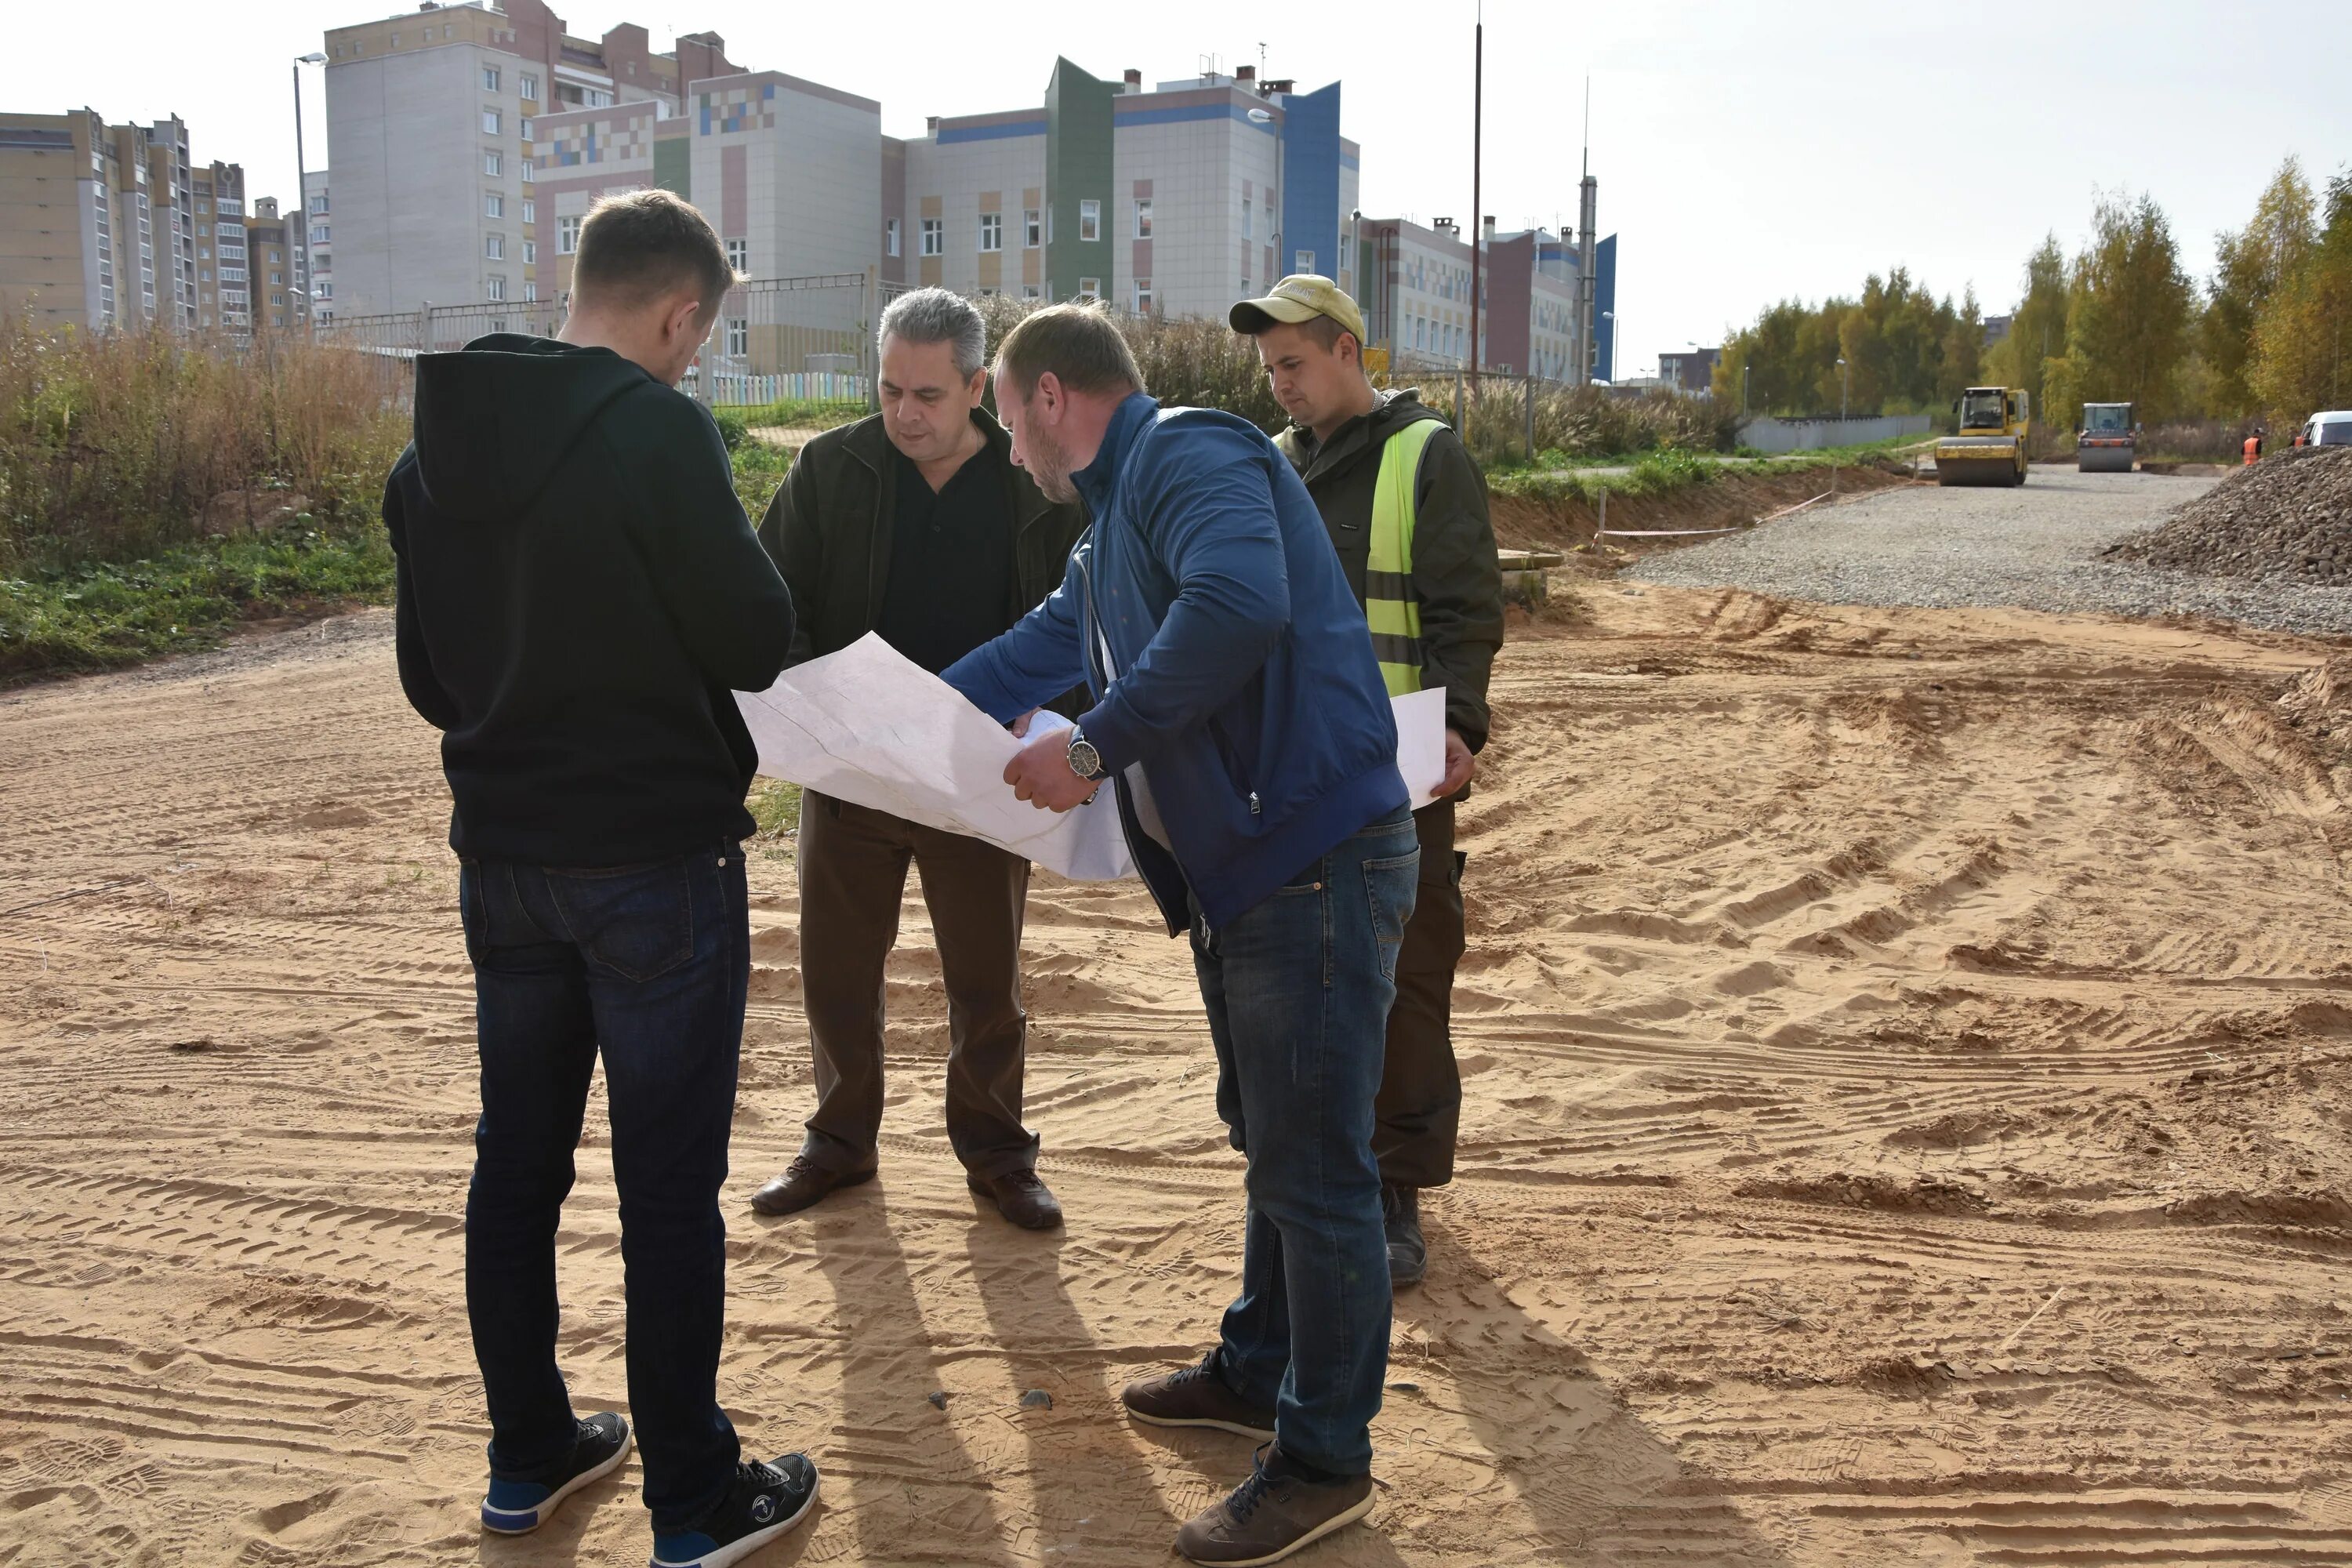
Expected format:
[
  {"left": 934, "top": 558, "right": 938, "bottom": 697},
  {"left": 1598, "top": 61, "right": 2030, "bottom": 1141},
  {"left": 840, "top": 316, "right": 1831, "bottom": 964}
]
[
  {"left": 969, "top": 294, "right": 1733, "bottom": 470},
  {"left": 0, "top": 318, "right": 411, "bottom": 573}
]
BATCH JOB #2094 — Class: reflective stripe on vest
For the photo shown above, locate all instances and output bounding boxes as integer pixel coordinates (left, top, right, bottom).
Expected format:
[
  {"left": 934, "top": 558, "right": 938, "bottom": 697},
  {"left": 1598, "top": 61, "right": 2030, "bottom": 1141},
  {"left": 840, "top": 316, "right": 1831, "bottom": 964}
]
[{"left": 1367, "top": 418, "right": 1443, "bottom": 697}]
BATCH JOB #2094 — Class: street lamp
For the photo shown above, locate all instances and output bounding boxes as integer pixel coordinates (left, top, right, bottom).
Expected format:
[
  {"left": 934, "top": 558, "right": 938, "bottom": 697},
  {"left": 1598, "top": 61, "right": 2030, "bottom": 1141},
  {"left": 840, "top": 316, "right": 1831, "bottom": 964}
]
[
  {"left": 1837, "top": 354, "right": 1849, "bottom": 423},
  {"left": 292, "top": 52, "right": 326, "bottom": 339}
]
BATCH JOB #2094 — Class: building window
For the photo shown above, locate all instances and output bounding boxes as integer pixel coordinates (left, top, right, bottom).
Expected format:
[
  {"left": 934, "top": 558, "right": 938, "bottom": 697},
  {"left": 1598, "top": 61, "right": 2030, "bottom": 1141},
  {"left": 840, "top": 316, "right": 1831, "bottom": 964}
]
[
  {"left": 1134, "top": 198, "right": 1152, "bottom": 238},
  {"left": 1134, "top": 277, "right": 1152, "bottom": 314},
  {"left": 920, "top": 217, "right": 942, "bottom": 257},
  {"left": 519, "top": 73, "right": 539, "bottom": 100},
  {"left": 483, "top": 66, "right": 502, "bottom": 92},
  {"left": 522, "top": 239, "right": 536, "bottom": 263},
  {"left": 310, "top": 224, "right": 329, "bottom": 244},
  {"left": 1241, "top": 196, "right": 1253, "bottom": 241},
  {"left": 318, "top": 280, "right": 331, "bottom": 299},
  {"left": 485, "top": 234, "right": 504, "bottom": 260},
  {"left": 521, "top": 281, "right": 535, "bottom": 303},
  {"left": 885, "top": 217, "right": 900, "bottom": 257},
  {"left": 197, "top": 223, "right": 210, "bottom": 237},
  {"left": 270, "top": 292, "right": 285, "bottom": 306},
  {"left": 270, "top": 249, "right": 282, "bottom": 263},
  {"left": 1079, "top": 199, "right": 1099, "bottom": 242},
  {"left": 1022, "top": 284, "right": 1041, "bottom": 300},
  {"left": 486, "top": 274, "right": 506, "bottom": 301},
  {"left": 519, "top": 162, "right": 532, "bottom": 184},
  {"left": 978, "top": 212, "right": 1002, "bottom": 252},
  {"left": 521, "top": 198, "right": 535, "bottom": 224},
  {"left": 519, "top": 117, "right": 533, "bottom": 140},
  {"left": 483, "top": 109, "right": 502, "bottom": 136},
  {"left": 557, "top": 215, "right": 579, "bottom": 253},
  {"left": 486, "top": 191, "right": 504, "bottom": 218},
  {"left": 484, "top": 151, "right": 502, "bottom": 176},
  {"left": 1295, "top": 250, "right": 1312, "bottom": 275},
  {"left": 1076, "top": 276, "right": 1100, "bottom": 302},
  {"left": 269, "top": 270, "right": 282, "bottom": 285},
  {"left": 1023, "top": 209, "right": 1040, "bottom": 248},
  {"left": 726, "top": 318, "right": 748, "bottom": 358},
  {"left": 725, "top": 237, "right": 747, "bottom": 274}
]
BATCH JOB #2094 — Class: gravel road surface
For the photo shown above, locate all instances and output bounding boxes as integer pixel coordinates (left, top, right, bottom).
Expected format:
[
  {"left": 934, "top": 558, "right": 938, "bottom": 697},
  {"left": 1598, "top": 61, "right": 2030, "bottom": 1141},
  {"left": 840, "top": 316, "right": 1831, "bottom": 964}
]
[{"left": 1629, "top": 467, "right": 2352, "bottom": 636}]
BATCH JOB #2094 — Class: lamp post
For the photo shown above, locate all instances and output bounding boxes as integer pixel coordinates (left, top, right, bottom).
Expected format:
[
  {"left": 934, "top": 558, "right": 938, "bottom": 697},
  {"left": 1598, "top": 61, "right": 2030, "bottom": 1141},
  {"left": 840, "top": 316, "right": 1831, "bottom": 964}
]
[
  {"left": 292, "top": 52, "right": 326, "bottom": 339},
  {"left": 1600, "top": 309, "right": 1617, "bottom": 383},
  {"left": 1837, "top": 354, "right": 1849, "bottom": 423},
  {"left": 1742, "top": 361, "right": 1751, "bottom": 418}
]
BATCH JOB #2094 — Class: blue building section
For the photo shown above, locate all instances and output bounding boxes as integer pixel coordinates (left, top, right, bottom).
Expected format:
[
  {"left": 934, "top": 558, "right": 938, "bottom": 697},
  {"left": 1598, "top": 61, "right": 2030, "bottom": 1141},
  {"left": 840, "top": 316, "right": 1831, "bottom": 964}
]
[
  {"left": 1279, "top": 82, "right": 1341, "bottom": 281},
  {"left": 1596, "top": 233, "right": 1618, "bottom": 381},
  {"left": 937, "top": 116, "right": 1047, "bottom": 145}
]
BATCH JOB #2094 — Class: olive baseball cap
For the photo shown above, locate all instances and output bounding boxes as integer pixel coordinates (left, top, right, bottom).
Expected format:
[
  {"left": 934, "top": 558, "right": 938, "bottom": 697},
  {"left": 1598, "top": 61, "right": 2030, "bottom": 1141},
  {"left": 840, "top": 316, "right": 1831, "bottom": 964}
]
[{"left": 1229, "top": 274, "right": 1367, "bottom": 344}]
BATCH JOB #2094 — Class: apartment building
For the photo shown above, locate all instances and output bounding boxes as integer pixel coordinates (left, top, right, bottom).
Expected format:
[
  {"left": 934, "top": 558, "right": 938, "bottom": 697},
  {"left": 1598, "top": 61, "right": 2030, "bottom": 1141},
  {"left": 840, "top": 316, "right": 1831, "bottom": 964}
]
[
  {"left": 190, "top": 160, "right": 249, "bottom": 329},
  {"left": 303, "top": 171, "right": 332, "bottom": 320},
  {"left": 103, "top": 123, "right": 158, "bottom": 327},
  {"left": 531, "top": 68, "right": 880, "bottom": 301},
  {"left": 243, "top": 196, "right": 307, "bottom": 331},
  {"left": 0, "top": 110, "right": 122, "bottom": 332},
  {"left": 1358, "top": 216, "right": 1618, "bottom": 381},
  {"left": 143, "top": 115, "right": 198, "bottom": 331},
  {"left": 898, "top": 58, "right": 1360, "bottom": 321},
  {"left": 321, "top": 0, "right": 742, "bottom": 316}
]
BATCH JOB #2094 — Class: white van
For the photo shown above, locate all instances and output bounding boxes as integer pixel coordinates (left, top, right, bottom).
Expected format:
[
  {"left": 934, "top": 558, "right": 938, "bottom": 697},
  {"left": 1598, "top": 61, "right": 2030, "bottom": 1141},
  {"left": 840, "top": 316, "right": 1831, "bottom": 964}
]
[{"left": 2297, "top": 409, "right": 2352, "bottom": 447}]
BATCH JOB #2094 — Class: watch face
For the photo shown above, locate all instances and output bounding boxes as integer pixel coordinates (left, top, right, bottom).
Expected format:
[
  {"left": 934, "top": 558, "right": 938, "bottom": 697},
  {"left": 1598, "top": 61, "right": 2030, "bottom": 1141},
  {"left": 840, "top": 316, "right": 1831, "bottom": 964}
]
[{"left": 1068, "top": 739, "right": 1101, "bottom": 779}]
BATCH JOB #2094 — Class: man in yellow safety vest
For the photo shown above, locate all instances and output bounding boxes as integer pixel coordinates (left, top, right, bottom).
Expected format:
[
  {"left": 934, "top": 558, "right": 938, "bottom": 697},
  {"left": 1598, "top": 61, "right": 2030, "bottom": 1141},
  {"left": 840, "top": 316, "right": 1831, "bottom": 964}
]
[{"left": 1233, "top": 275, "right": 1504, "bottom": 1289}]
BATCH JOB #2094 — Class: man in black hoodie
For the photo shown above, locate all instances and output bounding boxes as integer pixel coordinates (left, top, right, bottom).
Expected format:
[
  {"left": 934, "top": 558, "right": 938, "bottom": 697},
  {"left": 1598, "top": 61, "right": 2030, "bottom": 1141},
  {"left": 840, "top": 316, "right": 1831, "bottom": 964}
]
[{"left": 385, "top": 189, "right": 818, "bottom": 1568}]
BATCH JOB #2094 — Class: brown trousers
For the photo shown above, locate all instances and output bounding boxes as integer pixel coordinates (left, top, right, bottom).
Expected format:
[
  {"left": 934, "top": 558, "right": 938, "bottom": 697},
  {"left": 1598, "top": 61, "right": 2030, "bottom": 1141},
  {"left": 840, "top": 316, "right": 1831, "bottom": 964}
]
[
  {"left": 795, "top": 791, "right": 1039, "bottom": 1179},
  {"left": 1374, "top": 798, "right": 1466, "bottom": 1189}
]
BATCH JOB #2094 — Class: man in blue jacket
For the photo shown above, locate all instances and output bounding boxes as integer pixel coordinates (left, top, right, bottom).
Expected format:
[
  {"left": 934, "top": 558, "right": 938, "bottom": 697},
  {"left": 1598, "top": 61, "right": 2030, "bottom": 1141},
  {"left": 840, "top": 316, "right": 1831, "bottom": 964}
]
[{"left": 942, "top": 304, "right": 1419, "bottom": 1566}]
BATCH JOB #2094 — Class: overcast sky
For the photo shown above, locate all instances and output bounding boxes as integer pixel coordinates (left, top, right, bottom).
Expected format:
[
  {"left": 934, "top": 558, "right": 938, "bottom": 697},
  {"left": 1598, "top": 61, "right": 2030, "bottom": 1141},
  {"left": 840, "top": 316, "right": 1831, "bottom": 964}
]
[{"left": 10, "top": 2, "right": 2349, "bottom": 376}]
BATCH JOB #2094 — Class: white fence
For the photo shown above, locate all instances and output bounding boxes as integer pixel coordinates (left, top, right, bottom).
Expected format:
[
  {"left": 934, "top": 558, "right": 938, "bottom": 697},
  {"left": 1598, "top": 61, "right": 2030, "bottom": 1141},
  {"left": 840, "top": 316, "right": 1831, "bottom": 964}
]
[
  {"left": 1737, "top": 414, "right": 1932, "bottom": 453},
  {"left": 695, "top": 371, "right": 869, "bottom": 406}
]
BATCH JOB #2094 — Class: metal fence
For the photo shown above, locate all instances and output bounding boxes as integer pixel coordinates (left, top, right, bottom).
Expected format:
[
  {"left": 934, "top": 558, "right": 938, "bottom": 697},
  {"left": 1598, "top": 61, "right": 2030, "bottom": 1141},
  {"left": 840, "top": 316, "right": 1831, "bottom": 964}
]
[{"left": 313, "top": 270, "right": 906, "bottom": 408}]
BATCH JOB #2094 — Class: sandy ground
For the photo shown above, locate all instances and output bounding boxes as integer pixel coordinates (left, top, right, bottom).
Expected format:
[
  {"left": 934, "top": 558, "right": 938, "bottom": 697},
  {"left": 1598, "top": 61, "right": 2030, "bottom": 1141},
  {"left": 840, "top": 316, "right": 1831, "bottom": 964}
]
[{"left": 5, "top": 577, "right": 2352, "bottom": 1566}]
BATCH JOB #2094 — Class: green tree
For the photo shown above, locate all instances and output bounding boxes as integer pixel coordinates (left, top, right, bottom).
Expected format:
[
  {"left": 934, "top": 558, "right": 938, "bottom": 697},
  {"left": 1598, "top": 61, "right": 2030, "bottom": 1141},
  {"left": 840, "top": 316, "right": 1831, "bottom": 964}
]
[
  {"left": 2061, "top": 192, "right": 2194, "bottom": 424},
  {"left": 1985, "top": 234, "right": 2069, "bottom": 417},
  {"left": 1714, "top": 270, "right": 1975, "bottom": 419},
  {"left": 2249, "top": 168, "right": 2352, "bottom": 421},
  {"left": 2205, "top": 158, "right": 2317, "bottom": 416}
]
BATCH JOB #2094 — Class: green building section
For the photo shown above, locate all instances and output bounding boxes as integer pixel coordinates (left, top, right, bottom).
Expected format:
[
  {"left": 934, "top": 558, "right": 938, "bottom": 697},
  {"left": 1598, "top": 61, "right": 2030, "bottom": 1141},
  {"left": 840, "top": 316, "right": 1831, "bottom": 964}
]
[
  {"left": 1044, "top": 57, "right": 1112, "bottom": 303},
  {"left": 653, "top": 132, "right": 691, "bottom": 200}
]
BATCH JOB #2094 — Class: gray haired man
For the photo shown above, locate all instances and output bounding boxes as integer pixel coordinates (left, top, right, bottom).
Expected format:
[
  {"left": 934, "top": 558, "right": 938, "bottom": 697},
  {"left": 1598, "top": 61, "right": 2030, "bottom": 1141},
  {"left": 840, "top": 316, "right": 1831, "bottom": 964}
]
[{"left": 747, "top": 288, "right": 1087, "bottom": 1229}]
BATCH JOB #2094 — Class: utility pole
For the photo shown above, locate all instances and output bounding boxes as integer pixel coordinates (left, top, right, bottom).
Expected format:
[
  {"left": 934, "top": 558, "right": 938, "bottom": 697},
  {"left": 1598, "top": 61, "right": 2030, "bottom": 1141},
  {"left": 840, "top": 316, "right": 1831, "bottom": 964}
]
[
  {"left": 1468, "top": 4, "right": 1483, "bottom": 387},
  {"left": 1574, "top": 80, "right": 1598, "bottom": 387},
  {"left": 292, "top": 53, "right": 326, "bottom": 339}
]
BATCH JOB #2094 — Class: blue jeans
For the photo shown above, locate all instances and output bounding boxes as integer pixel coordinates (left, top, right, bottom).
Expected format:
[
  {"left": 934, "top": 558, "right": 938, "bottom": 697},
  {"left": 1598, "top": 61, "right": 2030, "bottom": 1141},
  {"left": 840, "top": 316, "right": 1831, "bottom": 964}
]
[
  {"left": 459, "top": 846, "right": 746, "bottom": 1531},
  {"left": 1190, "top": 811, "right": 1419, "bottom": 1475}
]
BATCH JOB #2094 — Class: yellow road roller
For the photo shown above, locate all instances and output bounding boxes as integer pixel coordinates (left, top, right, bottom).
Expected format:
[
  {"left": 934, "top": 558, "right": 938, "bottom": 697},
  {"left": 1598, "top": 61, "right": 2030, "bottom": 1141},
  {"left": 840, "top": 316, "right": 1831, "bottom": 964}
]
[{"left": 1936, "top": 386, "right": 2031, "bottom": 487}]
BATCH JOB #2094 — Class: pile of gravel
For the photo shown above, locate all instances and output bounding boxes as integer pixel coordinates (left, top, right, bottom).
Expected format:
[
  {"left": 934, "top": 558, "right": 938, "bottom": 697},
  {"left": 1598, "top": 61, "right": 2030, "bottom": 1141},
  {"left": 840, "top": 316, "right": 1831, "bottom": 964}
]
[{"left": 2105, "top": 445, "right": 2352, "bottom": 584}]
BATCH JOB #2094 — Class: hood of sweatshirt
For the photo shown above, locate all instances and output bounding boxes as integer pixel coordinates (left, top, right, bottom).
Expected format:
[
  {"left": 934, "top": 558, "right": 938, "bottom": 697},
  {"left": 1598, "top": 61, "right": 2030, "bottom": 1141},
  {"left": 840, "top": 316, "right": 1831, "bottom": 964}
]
[{"left": 411, "top": 334, "right": 652, "bottom": 522}]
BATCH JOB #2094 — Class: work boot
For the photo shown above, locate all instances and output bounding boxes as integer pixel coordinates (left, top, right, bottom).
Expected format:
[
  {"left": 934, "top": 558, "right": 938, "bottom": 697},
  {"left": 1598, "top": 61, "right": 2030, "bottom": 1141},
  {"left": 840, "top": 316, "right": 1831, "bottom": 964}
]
[
  {"left": 1176, "top": 1445, "right": 1376, "bottom": 1566},
  {"left": 748, "top": 1156, "right": 873, "bottom": 1217},
  {"left": 1121, "top": 1348, "right": 1277, "bottom": 1440},
  {"left": 967, "top": 1167, "right": 1064, "bottom": 1230},
  {"left": 1383, "top": 1184, "right": 1427, "bottom": 1290}
]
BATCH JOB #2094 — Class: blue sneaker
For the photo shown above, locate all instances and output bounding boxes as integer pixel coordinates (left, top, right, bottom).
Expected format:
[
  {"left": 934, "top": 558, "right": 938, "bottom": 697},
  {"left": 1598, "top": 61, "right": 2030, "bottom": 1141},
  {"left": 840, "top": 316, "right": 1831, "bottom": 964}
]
[
  {"left": 650, "top": 1454, "right": 821, "bottom": 1568},
  {"left": 481, "top": 1412, "right": 631, "bottom": 1534}
]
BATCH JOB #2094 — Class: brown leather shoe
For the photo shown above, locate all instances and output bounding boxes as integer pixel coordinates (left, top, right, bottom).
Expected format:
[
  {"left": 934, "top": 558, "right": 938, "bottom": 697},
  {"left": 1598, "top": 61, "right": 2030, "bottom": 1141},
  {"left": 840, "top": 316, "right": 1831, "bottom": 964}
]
[
  {"left": 1121, "top": 1349, "right": 1276, "bottom": 1440},
  {"left": 967, "top": 1167, "right": 1063, "bottom": 1230},
  {"left": 749, "top": 1155, "right": 874, "bottom": 1216},
  {"left": 1176, "top": 1446, "right": 1375, "bottom": 1565}
]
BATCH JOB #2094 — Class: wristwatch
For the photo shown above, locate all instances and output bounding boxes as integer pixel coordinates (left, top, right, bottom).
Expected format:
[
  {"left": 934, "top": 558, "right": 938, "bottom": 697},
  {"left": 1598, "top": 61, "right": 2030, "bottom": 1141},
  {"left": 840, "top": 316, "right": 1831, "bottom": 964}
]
[{"left": 1066, "top": 728, "right": 1105, "bottom": 781}]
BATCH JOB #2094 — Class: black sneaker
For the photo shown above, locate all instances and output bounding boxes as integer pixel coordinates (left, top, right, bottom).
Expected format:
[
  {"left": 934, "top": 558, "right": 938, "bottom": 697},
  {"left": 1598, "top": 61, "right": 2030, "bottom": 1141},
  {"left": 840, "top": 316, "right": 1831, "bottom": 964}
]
[
  {"left": 1383, "top": 1185, "right": 1427, "bottom": 1290},
  {"left": 649, "top": 1454, "right": 821, "bottom": 1568},
  {"left": 479, "top": 1412, "right": 630, "bottom": 1534}
]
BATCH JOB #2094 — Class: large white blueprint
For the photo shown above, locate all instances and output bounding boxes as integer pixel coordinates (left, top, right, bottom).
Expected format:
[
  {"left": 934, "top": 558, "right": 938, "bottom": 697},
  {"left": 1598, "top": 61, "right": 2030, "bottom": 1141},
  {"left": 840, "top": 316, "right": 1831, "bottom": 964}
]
[
  {"left": 735, "top": 633, "right": 1133, "bottom": 880},
  {"left": 734, "top": 634, "right": 1453, "bottom": 884}
]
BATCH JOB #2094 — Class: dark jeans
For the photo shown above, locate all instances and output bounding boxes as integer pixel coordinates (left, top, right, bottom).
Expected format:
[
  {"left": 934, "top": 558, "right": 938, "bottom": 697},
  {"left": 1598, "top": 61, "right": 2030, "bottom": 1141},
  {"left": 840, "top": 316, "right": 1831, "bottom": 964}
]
[
  {"left": 795, "top": 791, "right": 1040, "bottom": 1179},
  {"left": 1375, "top": 798, "right": 1467, "bottom": 1189},
  {"left": 460, "top": 845, "right": 746, "bottom": 1532},
  {"left": 1192, "top": 811, "right": 1420, "bottom": 1476}
]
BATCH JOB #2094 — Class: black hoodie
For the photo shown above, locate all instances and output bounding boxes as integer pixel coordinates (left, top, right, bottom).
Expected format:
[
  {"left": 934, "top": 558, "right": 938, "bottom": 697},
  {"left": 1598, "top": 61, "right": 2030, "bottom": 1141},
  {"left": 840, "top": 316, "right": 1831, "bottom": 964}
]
[{"left": 385, "top": 334, "right": 795, "bottom": 866}]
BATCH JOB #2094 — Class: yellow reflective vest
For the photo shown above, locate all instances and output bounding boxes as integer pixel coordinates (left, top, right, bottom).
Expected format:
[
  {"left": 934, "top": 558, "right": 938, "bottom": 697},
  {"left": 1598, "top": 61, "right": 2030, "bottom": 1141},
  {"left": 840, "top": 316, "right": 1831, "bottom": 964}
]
[{"left": 1366, "top": 418, "right": 1443, "bottom": 697}]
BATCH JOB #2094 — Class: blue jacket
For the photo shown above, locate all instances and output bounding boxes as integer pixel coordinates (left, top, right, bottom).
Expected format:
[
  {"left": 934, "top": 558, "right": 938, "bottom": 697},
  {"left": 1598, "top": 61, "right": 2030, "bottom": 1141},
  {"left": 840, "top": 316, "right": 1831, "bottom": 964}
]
[{"left": 944, "top": 392, "right": 1406, "bottom": 933}]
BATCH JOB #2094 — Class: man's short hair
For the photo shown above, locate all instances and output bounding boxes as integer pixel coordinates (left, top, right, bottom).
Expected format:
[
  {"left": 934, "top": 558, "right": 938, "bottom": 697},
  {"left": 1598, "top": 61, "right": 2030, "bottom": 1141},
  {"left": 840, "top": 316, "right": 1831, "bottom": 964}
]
[
  {"left": 572, "top": 188, "right": 738, "bottom": 324},
  {"left": 994, "top": 303, "right": 1145, "bottom": 401},
  {"left": 1277, "top": 314, "right": 1356, "bottom": 356},
  {"left": 880, "top": 287, "right": 987, "bottom": 380}
]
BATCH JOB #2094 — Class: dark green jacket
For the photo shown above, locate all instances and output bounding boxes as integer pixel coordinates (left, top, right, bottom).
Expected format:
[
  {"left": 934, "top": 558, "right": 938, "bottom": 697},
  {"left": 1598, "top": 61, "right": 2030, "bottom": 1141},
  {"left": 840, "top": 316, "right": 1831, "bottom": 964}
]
[
  {"left": 1275, "top": 389, "right": 1504, "bottom": 752},
  {"left": 756, "top": 409, "right": 1088, "bottom": 675}
]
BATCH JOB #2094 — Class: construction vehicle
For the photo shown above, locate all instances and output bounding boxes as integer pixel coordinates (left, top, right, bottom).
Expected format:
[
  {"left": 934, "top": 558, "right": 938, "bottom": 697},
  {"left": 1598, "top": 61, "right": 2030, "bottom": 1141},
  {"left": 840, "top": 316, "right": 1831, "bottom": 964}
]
[
  {"left": 2077, "top": 402, "right": 2137, "bottom": 472},
  {"left": 1936, "top": 386, "right": 2031, "bottom": 487}
]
